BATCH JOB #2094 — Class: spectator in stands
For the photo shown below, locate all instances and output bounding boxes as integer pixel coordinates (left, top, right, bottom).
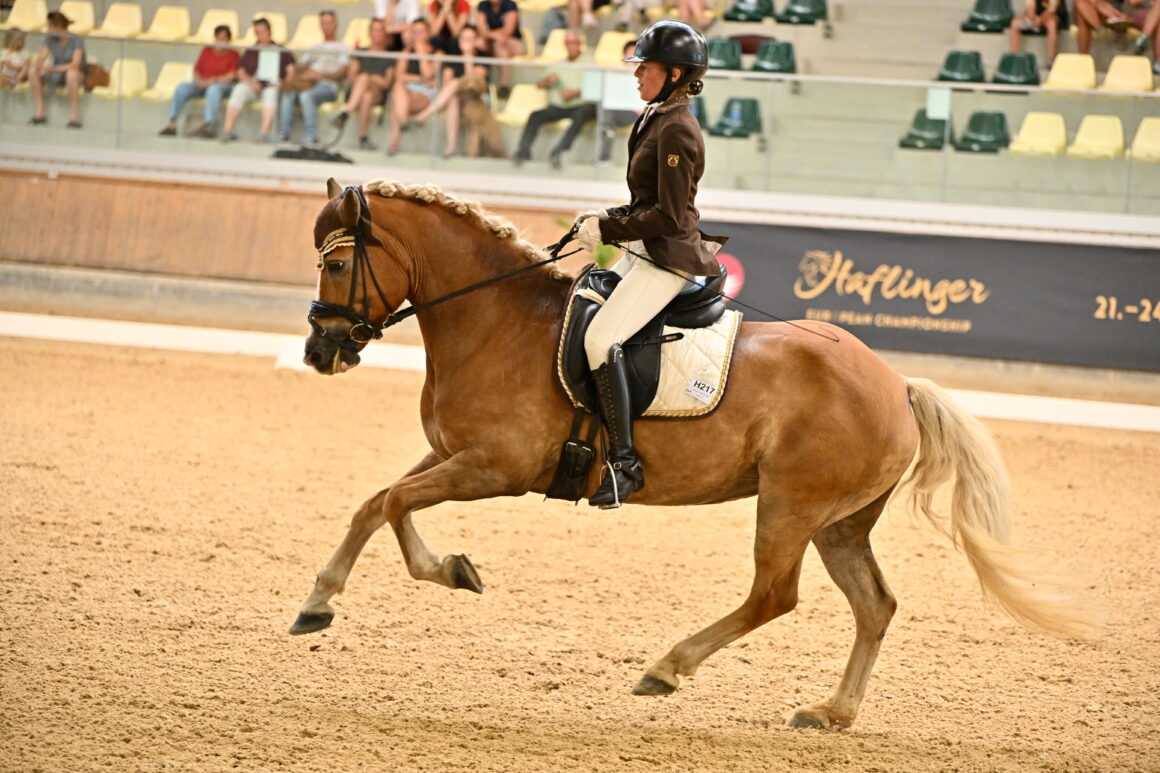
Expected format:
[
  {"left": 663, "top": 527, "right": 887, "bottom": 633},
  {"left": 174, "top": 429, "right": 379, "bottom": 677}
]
[
  {"left": 412, "top": 24, "right": 489, "bottom": 156},
  {"left": 159, "top": 25, "right": 239, "bottom": 138},
  {"left": 677, "top": 0, "right": 717, "bottom": 30},
  {"left": 376, "top": 0, "right": 424, "bottom": 49},
  {"left": 567, "top": 0, "right": 613, "bottom": 30},
  {"left": 512, "top": 30, "right": 595, "bottom": 168},
  {"left": 387, "top": 18, "right": 441, "bottom": 154},
  {"left": 1129, "top": 2, "right": 1160, "bottom": 61},
  {"left": 221, "top": 18, "right": 296, "bottom": 142},
  {"left": 1, "top": 30, "right": 30, "bottom": 90},
  {"left": 278, "top": 10, "right": 351, "bottom": 146},
  {"left": 331, "top": 18, "right": 394, "bottom": 149},
  {"left": 598, "top": 39, "right": 640, "bottom": 164},
  {"left": 27, "top": 11, "right": 85, "bottom": 128},
  {"left": 429, "top": 0, "right": 472, "bottom": 51},
  {"left": 476, "top": 0, "right": 525, "bottom": 98},
  {"left": 1009, "top": 1, "right": 1067, "bottom": 67},
  {"left": 1074, "top": 0, "right": 1157, "bottom": 57}
]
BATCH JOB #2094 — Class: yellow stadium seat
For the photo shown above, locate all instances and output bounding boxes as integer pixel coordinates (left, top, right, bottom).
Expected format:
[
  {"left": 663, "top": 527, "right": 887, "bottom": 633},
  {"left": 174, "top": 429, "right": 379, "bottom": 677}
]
[
  {"left": 90, "top": 2, "right": 142, "bottom": 38},
  {"left": 341, "top": 17, "right": 371, "bottom": 49},
  {"left": 91, "top": 58, "right": 148, "bottom": 97},
  {"left": 1099, "top": 55, "right": 1154, "bottom": 93},
  {"left": 1129, "top": 117, "right": 1160, "bottom": 161},
  {"left": 594, "top": 30, "right": 636, "bottom": 67},
  {"left": 1066, "top": 114, "right": 1124, "bottom": 159},
  {"left": 286, "top": 14, "right": 324, "bottom": 50},
  {"left": 521, "top": 26, "right": 535, "bottom": 59},
  {"left": 494, "top": 83, "right": 549, "bottom": 127},
  {"left": 1008, "top": 111, "right": 1067, "bottom": 157},
  {"left": 189, "top": 9, "right": 239, "bottom": 44},
  {"left": 58, "top": 1, "right": 95, "bottom": 35},
  {"left": 0, "top": 0, "right": 48, "bottom": 31},
  {"left": 1042, "top": 53, "right": 1096, "bottom": 90},
  {"left": 139, "top": 6, "right": 190, "bottom": 41},
  {"left": 139, "top": 61, "right": 192, "bottom": 101},
  {"left": 239, "top": 12, "right": 289, "bottom": 46},
  {"left": 535, "top": 28, "right": 582, "bottom": 63}
]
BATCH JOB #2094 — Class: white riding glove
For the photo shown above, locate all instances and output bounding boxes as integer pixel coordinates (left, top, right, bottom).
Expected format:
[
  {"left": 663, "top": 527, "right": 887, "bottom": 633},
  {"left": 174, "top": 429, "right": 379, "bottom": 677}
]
[
  {"left": 577, "top": 216, "right": 603, "bottom": 253},
  {"left": 574, "top": 208, "right": 607, "bottom": 225}
]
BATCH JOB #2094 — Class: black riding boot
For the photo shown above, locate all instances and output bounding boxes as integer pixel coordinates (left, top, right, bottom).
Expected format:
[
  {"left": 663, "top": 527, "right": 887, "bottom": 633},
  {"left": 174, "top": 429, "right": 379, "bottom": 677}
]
[{"left": 589, "top": 344, "right": 644, "bottom": 508}]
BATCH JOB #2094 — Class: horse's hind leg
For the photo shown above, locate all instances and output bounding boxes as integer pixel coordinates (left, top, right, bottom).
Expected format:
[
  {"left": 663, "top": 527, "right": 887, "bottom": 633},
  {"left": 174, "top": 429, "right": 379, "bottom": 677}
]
[{"left": 789, "top": 487, "right": 897, "bottom": 730}]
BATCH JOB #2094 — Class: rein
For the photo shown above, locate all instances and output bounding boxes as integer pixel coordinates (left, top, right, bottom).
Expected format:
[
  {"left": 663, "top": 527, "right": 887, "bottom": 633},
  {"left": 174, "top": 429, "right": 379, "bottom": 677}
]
[{"left": 308, "top": 188, "right": 579, "bottom": 352}]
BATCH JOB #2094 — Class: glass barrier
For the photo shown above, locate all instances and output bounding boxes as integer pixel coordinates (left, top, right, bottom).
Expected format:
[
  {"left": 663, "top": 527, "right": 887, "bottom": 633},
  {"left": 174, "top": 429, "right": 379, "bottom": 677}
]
[{"left": 2, "top": 32, "right": 1158, "bottom": 216}]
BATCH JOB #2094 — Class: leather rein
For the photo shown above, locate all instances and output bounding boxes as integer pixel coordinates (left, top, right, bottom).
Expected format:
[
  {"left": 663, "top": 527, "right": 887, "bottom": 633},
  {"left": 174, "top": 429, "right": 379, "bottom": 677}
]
[{"left": 307, "top": 186, "right": 579, "bottom": 354}]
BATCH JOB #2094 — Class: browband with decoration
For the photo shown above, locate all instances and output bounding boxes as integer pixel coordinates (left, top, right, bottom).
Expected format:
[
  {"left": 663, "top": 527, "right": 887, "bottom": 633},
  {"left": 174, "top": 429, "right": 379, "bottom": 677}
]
[{"left": 317, "top": 228, "right": 358, "bottom": 266}]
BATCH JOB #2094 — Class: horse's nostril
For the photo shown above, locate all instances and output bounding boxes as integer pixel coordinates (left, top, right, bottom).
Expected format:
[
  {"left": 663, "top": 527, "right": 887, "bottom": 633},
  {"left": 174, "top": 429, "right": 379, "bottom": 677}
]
[{"left": 308, "top": 349, "right": 323, "bottom": 367}]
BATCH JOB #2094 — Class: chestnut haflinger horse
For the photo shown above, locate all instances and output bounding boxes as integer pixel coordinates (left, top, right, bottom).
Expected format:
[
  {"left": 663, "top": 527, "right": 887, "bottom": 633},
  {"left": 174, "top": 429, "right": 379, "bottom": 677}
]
[{"left": 292, "top": 179, "right": 1096, "bottom": 729}]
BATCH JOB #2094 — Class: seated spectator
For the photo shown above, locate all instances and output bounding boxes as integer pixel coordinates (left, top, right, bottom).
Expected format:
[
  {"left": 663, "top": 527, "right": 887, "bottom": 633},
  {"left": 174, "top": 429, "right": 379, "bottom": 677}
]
[
  {"left": 221, "top": 18, "right": 296, "bottom": 142},
  {"left": 279, "top": 10, "right": 351, "bottom": 146},
  {"left": 159, "top": 25, "right": 239, "bottom": 138},
  {"left": 678, "top": 0, "right": 717, "bottom": 30},
  {"left": 598, "top": 39, "right": 640, "bottom": 164},
  {"left": 331, "top": 18, "right": 394, "bottom": 150},
  {"left": 412, "top": 25, "right": 490, "bottom": 156},
  {"left": 387, "top": 18, "right": 442, "bottom": 154},
  {"left": 1074, "top": 0, "right": 1157, "bottom": 57},
  {"left": 28, "top": 11, "right": 85, "bottom": 128},
  {"left": 567, "top": 0, "right": 613, "bottom": 30},
  {"left": 430, "top": 0, "right": 472, "bottom": 51},
  {"left": 512, "top": 30, "right": 595, "bottom": 168},
  {"left": 376, "top": 0, "right": 424, "bottom": 49},
  {"left": 1129, "top": 1, "right": 1160, "bottom": 60},
  {"left": 1, "top": 30, "right": 30, "bottom": 90},
  {"left": 1009, "top": 1, "right": 1067, "bottom": 67},
  {"left": 476, "top": 0, "right": 526, "bottom": 98}
]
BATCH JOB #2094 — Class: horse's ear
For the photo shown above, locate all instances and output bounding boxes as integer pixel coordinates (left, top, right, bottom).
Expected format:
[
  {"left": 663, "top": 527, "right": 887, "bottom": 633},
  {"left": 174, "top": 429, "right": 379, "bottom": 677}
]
[
  {"left": 326, "top": 177, "right": 342, "bottom": 199},
  {"left": 336, "top": 187, "right": 362, "bottom": 229}
]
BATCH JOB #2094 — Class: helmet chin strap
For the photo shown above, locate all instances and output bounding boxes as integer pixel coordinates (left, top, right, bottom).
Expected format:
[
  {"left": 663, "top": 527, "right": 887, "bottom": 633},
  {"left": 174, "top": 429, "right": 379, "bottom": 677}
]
[{"left": 649, "top": 67, "right": 683, "bottom": 104}]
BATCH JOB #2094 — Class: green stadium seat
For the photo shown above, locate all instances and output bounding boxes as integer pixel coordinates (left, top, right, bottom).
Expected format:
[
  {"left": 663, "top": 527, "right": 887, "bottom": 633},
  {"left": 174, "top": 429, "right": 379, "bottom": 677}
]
[
  {"left": 725, "top": 0, "right": 773, "bottom": 22},
  {"left": 752, "top": 40, "right": 796, "bottom": 73},
  {"left": 938, "top": 50, "right": 985, "bottom": 83},
  {"left": 707, "top": 38, "right": 743, "bottom": 70},
  {"left": 953, "top": 111, "right": 1010, "bottom": 152},
  {"left": 775, "top": 0, "right": 826, "bottom": 24},
  {"left": 993, "top": 52, "right": 1039, "bottom": 86},
  {"left": 898, "top": 109, "right": 948, "bottom": 150},
  {"left": 708, "top": 97, "right": 762, "bottom": 138},
  {"left": 689, "top": 95, "right": 707, "bottom": 128},
  {"left": 960, "top": 0, "right": 1013, "bottom": 32}
]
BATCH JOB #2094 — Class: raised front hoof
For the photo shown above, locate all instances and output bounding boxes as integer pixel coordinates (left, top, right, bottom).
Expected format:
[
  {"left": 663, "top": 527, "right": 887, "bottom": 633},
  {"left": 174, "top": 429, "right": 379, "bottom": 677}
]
[
  {"left": 632, "top": 674, "right": 678, "bottom": 696},
  {"left": 449, "top": 554, "right": 484, "bottom": 594},
  {"left": 289, "top": 611, "right": 335, "bottom": 635}
]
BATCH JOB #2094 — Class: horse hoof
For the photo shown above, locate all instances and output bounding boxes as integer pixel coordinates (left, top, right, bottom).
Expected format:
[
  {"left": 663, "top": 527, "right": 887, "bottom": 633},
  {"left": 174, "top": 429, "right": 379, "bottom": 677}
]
[
  {"left": 449, "top": 554, "right": 484, "bottom": 594},
  {"left": 632, "top": 674, "right": 677, "bottom": 696},
  {"left": 787, "top": 710, "right": 830, "bottom": 730},
  {"left": 289, "top": 611, "right": 334, "bottom": 635}
]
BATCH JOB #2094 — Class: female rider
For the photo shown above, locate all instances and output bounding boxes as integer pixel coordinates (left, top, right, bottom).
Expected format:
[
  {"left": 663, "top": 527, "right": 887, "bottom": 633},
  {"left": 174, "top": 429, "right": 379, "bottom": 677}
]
[{"left": 575, "top": 20, "right": 726, "bottom": 508}]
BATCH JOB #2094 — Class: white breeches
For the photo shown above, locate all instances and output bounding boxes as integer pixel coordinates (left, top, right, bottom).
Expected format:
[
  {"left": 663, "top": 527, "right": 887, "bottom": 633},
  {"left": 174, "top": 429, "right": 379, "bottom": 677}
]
[{"left": 584, "top": 245, "right": 691, "bottom": 369}]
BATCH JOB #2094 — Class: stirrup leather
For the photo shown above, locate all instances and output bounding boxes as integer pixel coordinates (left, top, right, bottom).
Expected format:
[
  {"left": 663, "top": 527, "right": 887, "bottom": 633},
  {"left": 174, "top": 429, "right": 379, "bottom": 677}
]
[{"left": 589, "top": 345, "right": 644, "bottom": 508}]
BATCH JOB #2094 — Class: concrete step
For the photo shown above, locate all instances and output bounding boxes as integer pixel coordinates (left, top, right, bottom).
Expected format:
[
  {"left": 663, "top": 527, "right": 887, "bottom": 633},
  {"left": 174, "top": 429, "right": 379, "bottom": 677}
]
[{"left": 833, "top": 4, "right": 965, "bottom": 28}]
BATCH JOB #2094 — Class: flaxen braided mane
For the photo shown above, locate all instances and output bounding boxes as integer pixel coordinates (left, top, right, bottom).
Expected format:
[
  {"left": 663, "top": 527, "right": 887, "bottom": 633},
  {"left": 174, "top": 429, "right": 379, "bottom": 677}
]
[{"left": 363, "top": 180, "right": 571, "bottom": 281}]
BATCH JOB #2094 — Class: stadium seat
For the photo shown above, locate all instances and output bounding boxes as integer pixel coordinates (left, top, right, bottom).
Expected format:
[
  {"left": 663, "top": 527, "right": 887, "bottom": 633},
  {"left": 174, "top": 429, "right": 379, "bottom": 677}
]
[
  {"left": 594, "top": 30, "right": 636, "bottom": 67},
  {"left": 1066, "top": 115, "right": 1124, "bottom": 159},
  {"left": 58, "top": 1, "right": 95, "bottom": 35},
  {"left": 953, "top": 111, "right": 1009, "bottom": 152},
  {"left": 340, "top": 17, "right": 371, "bottom": 49},
  {"left": 1129, "top": 117, "right": 1160, "bottom": 161},
  {"left": 992, "top": 52, "right": 1039, "bottom": 86},
  {"left": 534, "top": 28, "right": 574, "bottom": 62},
  {"left": 898, "top": 109, "right": 948, "bottom": 150},
  {"left": 689, "top": 95, "right": 707, "bottom": 128},
  {"left": 91, "top": 58, "right": 148, "bottom": 98},
  {"left": 140, "top": 61, "right": 192, "bottom": 102},
  {"left": 775, "top": 0, "right": 826, "bottom": 24},
  {"left": 139, "top": 6, "right": 191, "bottom": 41},
  {"left": 521, "top": 26, "right": 536, "bottom": 59},
  {"left": 960, "top": 0, "right": 1013, "bottom": 32},
  {"left": 239, "top": 13, "right": 289, "bottom": 46},
  {"left": 938, "top": 50, "right": 985, "bottom": 83},
  {"left": 90, "top": 2, "right": 143, "bottom": 38},
  {"left": 708, "top": 97, "right": 761, "bottom": 137},
  {"left": 0, "top": 0, "right": 48, "bottom": 31},
  {"left": 494, "top": 83, "right": 549, "bottom": 128},
  {"left": 1008, "top": 111, "right": 1066, "bottom": 156},
  {"left": 752, "top": 40, "right": 795, "bottom": 73},
  {"left": 1042, "top": 53, "right": 1096, "bottom": 90},
  {"left": 707, "top": 38, "right": 742, "bottom": 70},
  {"left": 725, "top": 0, "right": 774, "bottom": 22},
  {"left": 190, "top": 9, "right": 239, "bottom": 44},
  {"left": 1099, "top": 55, "right": 1154, "bottom": 93}
]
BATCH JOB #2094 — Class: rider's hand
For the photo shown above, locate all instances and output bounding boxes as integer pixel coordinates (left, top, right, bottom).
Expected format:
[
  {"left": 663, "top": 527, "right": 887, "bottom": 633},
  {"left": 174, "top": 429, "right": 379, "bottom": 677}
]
[
  {"left": 577, "top": 217, "right": 603, "bottom": 253},
  {"left": 574, "top": 209, "right": 606, "bottom": 226}
]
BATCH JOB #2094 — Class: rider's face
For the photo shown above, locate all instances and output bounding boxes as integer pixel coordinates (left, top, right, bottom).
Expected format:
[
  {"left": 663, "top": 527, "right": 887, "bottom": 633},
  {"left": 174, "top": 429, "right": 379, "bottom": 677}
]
[{"left": 635, "top": 61, "right": 675, "bottom": 102}]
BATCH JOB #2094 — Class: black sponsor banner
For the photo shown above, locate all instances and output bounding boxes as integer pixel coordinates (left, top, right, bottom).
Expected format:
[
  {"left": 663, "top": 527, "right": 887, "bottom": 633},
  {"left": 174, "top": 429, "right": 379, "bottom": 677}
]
[{"left": 704, "top": 221, "right": 1160, "bottom": 372}]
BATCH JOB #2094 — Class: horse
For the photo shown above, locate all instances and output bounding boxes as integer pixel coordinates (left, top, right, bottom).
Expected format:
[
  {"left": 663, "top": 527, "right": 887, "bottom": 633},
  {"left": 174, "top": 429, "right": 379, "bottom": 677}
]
[{"left": 291, "top": 179, "right": 1097, "bottom": 730}]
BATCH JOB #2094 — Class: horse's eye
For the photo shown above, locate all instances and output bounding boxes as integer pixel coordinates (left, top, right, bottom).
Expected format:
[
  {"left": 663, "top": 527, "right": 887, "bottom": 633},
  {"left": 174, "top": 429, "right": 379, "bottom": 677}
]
[{"left": 326, "top": 261, "right": 346, "bottom": 273}]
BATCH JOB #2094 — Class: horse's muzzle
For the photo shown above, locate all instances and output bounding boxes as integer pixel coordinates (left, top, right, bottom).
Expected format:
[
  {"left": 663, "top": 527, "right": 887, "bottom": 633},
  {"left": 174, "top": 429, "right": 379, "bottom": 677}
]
[{"left": 304, "top": 326, "right": 363, "bottom": 375}]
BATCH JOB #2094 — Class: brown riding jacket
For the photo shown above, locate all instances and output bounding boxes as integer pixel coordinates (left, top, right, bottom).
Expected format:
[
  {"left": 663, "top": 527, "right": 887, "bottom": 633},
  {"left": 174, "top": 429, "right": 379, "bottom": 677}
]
[{"left": 598, "top": 94, "right": 726, "bottom": 276}]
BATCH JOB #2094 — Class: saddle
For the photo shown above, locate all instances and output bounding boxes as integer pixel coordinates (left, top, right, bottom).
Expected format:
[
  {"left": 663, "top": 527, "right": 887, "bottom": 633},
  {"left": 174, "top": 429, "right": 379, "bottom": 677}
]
[{"left": 557, "top": 263, "right": 728, "bottom": 418}]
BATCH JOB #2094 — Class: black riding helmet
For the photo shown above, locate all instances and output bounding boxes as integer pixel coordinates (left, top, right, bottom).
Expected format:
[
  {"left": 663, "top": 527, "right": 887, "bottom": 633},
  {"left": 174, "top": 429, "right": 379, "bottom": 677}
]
[{"left": 623, "top": 20, "right": 709, "bottom": 104}]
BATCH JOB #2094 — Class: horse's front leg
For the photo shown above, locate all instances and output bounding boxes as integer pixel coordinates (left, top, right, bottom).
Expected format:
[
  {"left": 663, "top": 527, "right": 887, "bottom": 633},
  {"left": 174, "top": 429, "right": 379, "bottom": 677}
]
[{"left": 289, "top": 449, "right": 506, "bottom": 635}]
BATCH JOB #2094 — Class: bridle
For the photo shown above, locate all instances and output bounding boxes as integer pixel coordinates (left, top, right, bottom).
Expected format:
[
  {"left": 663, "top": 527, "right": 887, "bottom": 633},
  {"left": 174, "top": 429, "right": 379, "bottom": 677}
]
[{"left": 307, "top": 186, "right": 579, "bottom": 355}]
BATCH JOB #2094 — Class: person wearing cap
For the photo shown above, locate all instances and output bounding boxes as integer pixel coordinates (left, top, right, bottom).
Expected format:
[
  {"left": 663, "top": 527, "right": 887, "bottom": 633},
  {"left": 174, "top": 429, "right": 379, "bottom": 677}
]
[
  {"left": 572, "top": 19, "right": 727, "bottom": 508},
  {"left": 28, "top": 10, "right": 86, "bottom": 128}
]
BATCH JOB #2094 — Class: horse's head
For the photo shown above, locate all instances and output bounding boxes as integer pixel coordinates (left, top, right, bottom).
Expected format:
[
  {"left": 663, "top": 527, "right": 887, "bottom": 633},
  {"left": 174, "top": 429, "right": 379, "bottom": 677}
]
[{"left": 304, "top": 179, "right": 402, "bottom": 375}]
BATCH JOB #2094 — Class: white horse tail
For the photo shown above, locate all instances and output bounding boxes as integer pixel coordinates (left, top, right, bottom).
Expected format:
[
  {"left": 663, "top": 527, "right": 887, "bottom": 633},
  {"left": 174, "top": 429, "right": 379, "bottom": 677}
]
[{"left": 901, "top": 378, "right": 1101, "bottom": 639}]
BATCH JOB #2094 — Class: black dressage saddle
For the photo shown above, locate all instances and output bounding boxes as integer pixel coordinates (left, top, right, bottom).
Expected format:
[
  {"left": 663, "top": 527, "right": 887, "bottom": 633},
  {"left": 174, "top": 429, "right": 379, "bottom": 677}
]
[{"left": 559, "top": 264, "right": 728, "bottom": 418}]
